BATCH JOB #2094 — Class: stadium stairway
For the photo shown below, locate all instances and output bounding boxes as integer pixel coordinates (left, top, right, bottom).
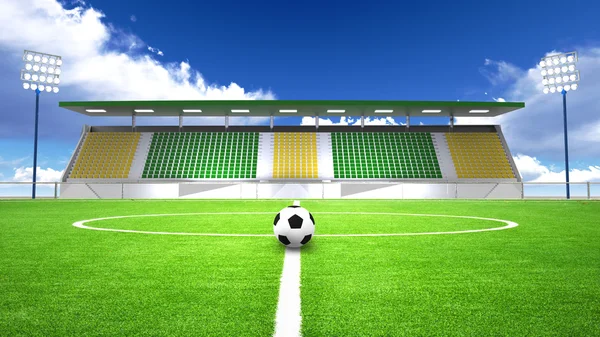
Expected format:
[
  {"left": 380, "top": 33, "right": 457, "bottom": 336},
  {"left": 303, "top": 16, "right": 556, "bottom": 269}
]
[
  {"left": 317, "top": 133, "right": 335, "bottom": 179},
  {"left": 128, "top": 132, "right": 153, "bottom": 179},
  {"left": 432, "top": 133, "right": 458, "bottom": 180},
  {"left": 256, "top": 133, "right": 274, "bottom": 180}
]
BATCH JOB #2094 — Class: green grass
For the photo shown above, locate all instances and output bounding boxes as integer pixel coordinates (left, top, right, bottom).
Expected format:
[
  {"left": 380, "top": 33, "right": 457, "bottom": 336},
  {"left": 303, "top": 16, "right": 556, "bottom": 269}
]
[{"left": 1, "top": 200, "right": 599, "bottom": 336}]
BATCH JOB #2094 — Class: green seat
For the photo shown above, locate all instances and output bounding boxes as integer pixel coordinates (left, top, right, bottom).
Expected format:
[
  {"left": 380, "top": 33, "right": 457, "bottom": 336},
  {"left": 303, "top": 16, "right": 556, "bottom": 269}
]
[
  {"left": 331, "top": 132, "right": 442, "bottom": 179},
  {"left": 142, "top": 132, "right": 259, "bottom": 179}
]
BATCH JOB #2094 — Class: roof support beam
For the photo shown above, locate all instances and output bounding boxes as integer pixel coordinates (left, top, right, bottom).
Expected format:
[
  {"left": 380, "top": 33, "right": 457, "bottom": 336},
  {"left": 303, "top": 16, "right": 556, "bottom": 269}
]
[
  {"left": 225, "top": 115, "right": 229, "bottom": 131},
  {"left": 406, "top": 115, "right": 410, "bottom": 129},
  {"left": 450, "top": 114, "right": 454, "bottom": 130},
  {"left": 361, "top": 115, "right": 364, "bottom": 128},
  {"left": 132, "top": 112, "right": 136, "bottom": 132},
  {"left": 179, "top": 112, "right": 183, "bottom": 132},
  {"left": 315, "top": 115, "right": 319, "bottom": 129},
  {"left": 270, "top": 115, "right": 274, "bottom": 131}
]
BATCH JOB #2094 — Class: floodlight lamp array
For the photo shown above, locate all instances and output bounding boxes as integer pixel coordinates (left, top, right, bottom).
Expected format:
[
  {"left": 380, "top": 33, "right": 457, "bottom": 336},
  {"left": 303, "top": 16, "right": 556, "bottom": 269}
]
[
  {"left": 21, "top": 50, "right": 62, "bottom": 93},
  {"left": 540, "top": 51, "right": 579, "bottom": 94}
]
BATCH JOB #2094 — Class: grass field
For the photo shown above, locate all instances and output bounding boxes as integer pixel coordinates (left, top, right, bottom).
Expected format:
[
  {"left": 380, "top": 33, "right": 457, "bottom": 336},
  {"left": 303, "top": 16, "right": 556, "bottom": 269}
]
[{"left": 1, "top": 199, "right": 599, "bottom": 336}]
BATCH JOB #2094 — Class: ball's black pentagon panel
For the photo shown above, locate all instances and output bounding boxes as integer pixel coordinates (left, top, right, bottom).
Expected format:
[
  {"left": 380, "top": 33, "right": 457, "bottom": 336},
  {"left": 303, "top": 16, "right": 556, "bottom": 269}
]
[
  {"left": 300, "top": 234, "right": 312, "bottom": 245},
  {"left": 288, "top": 214, "right": 304, "bottom": 229},
  {"left": 309, "top": 213, "right": 315, "bottom": 225},
  {"left": 273, "top": 213, "right": 280, "bottom": 226},
  {"left": 278, "top": 235, "right": 291, "bottom": 245}
]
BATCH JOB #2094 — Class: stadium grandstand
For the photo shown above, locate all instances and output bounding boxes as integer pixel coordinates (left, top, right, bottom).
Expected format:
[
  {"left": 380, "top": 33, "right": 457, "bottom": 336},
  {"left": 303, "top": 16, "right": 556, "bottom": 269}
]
[{"left": 58, "top": 100, "right": 524, "bottom": 199}]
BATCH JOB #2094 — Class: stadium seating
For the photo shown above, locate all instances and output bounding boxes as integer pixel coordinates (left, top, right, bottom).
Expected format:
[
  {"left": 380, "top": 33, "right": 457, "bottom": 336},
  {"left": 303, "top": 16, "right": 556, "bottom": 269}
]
[
  {"left": 331, "top": 132, "right": 442, "bottom": 179},
  {"left": 142, "top": 132, "right": 258, "bottom": 179},
  {"left": 446, "top": 132, "right": 515, "bottom": 178},
  {"left": 67, "top": 130, "right": 516, "bottom": 181},
  {"left": 273, "top": 133, "right": 318, "bottom": 178},
  {"left": 70, "top": 132, "right": 139, "bottom": 179}
]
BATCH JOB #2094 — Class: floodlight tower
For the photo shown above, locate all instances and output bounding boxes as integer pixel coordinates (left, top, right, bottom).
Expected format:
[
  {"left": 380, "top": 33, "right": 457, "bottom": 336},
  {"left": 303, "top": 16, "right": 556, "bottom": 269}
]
[
  {"left": 20, "top": 50, "right": 63, "bottom": 199},
  {"left": 539, "top": 51, "right": 580, "bottom": 199}
]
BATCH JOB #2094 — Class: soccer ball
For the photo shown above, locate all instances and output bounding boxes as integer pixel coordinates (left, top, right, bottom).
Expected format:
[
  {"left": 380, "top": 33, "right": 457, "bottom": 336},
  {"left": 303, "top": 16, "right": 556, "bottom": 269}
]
[{"left": 273, "top": 205, "right": 315, "bottom": 248}]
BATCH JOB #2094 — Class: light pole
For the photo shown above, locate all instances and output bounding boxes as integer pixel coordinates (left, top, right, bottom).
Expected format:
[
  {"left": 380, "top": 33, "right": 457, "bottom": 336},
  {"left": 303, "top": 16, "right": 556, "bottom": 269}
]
[
  {"left": 20, "top": 50, "right": 63, "bottom": 199},
  {"left": 539, "top": 51, "right": 579, "bottom": 200}
]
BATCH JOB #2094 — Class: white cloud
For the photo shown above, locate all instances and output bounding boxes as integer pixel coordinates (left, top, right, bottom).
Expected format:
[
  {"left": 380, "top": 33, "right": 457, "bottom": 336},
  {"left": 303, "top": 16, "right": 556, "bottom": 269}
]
[
  {"left": 0, "top": 156, "right": 29, "bottom": 167},
  {"left": 0, "top": 0, "right": 274, "bottom": 101},
  {"left": 12, "top": 166, "right": 64, "bottom": 183},
  {"left": 480, "top": 59, "right": 523, "bottom": 85},
  {"left": 147, "top": 46, "right": 164, "bottom": 56},
  {"left": 130, "top": 15, "right": 136, "bottom": 22},
  {"left": 493, "top": 97, "right": 506, "bottom": 102},
  {"left": 575, "top": 119, "right": 600, "bottom": 143},
  {"left": 513, "top": 153, "right": 600, "bottom": 182},
  {"left": 458, "top": 48, "right": 600, "bottom": 162},
  {"left": 454, "top": 116, "right": 500, "bottom": 126},
  {"left": 300, "top": 116, "right": 402, "bottom": 126}
]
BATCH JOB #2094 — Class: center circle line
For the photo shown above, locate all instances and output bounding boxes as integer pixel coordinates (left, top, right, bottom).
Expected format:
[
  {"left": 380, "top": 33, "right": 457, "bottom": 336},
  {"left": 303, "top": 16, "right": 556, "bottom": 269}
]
[{"left": 72, "top": 212, "right": 518, "bottom": 237}]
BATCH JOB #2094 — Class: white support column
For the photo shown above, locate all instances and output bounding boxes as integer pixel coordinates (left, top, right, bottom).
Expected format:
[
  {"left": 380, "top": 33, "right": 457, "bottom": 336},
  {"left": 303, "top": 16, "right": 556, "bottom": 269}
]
[
  {"left": 179, "top": 113, "right": 183, "bottom": 131},
  {"left": 270, "top": 115, "right": 274, "bottom": 131},
  {"left": 361, "top": 115, "right": 364, "bottom": 128},
  {"left": 225, "top": 115, "right": 229, "bottom": 131},
  {"left": 315, "top": 115, "right": 319, "bottom": 130},
  {"left": 132, "top": 112, "right": 137, "bottom": 131},
  {"left": 406, "top": 115, "right": 410, "bottom": 129}
]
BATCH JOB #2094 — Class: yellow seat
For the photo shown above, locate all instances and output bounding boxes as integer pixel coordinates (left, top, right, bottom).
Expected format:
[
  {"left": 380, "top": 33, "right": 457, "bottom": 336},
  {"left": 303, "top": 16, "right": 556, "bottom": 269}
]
[
  {"left": 446, "top": 132, "right": 515, "bottom": 179},
  {"left": 69, "top": 132, "right": 139, "bottom": 180}
]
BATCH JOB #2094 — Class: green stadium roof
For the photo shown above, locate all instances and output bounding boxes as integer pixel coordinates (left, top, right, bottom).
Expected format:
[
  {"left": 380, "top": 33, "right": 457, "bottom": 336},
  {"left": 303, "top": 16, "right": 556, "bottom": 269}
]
[{"left": 59, "top": 100, "right": 524, "bottom": 117}]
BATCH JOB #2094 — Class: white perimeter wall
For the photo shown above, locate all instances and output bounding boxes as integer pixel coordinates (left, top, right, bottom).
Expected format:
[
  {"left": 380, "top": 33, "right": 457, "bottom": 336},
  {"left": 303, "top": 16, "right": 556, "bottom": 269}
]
[{"left": 59, "top": 182, "right": 522, "bottom": 199}]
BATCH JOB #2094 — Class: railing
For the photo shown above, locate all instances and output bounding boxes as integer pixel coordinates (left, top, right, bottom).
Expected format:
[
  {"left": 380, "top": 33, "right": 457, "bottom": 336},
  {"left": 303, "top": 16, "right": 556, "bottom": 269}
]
[{"left": 0, "top": 181, "right": 598, "bottom": 199}]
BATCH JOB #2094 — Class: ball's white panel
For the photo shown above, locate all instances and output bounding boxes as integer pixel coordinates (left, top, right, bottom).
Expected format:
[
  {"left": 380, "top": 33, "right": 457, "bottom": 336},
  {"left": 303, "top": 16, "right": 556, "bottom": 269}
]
[{"left": 273, "top": 206, "right": 315, "bottom": 248}]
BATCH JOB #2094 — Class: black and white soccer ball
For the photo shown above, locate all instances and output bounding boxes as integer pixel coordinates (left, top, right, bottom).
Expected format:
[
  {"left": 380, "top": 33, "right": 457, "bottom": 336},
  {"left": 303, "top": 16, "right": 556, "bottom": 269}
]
[{"left": 273, "top": 205, "right": 315, "bottom": 248}]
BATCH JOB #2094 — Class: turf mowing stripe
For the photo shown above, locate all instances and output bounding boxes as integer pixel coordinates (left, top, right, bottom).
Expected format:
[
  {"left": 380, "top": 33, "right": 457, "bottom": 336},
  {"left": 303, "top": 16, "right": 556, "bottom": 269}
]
[{"left": 274, "top": 247, "right": 302, "bottom": 337}]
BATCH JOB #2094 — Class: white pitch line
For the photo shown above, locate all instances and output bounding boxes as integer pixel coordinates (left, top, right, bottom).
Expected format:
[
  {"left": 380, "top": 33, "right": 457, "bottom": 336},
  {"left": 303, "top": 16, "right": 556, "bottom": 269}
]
[
  {"left": 72, "top": 212, "right": 519, "bottom": 237},
  {"left": 274, "top": 197, "right": 302, "bottom": 337},
  {"left": 314, "top": 212, "right": 519, "bottom": 236},
  {"left": 273, "top": 248, "right": 302, "bottom": 337},
  {"left": 72, "top": 212, "right": 275, "bottom": 236}
]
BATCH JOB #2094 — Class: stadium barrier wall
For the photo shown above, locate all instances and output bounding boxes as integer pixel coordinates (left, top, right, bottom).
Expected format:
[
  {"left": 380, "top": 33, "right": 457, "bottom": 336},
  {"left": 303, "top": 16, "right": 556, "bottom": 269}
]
[{"left": 1, "top": 182, "right": 599, "bottom": 200}]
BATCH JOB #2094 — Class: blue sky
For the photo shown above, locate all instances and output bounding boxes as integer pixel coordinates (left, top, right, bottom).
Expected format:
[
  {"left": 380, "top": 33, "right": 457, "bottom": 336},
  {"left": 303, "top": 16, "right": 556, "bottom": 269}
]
[
  {"left": 0, "top": 0, "right": 600, "bottom": 197},
  {"left": 98, "top": 0, "right": 597, "bottom": 101}
]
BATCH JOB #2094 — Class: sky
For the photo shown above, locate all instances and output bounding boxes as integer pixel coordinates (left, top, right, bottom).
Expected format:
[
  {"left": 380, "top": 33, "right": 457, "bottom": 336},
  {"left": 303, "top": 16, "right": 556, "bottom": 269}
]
[{"left": 0, "top": 0, "right": 600, "bottom": 197}]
